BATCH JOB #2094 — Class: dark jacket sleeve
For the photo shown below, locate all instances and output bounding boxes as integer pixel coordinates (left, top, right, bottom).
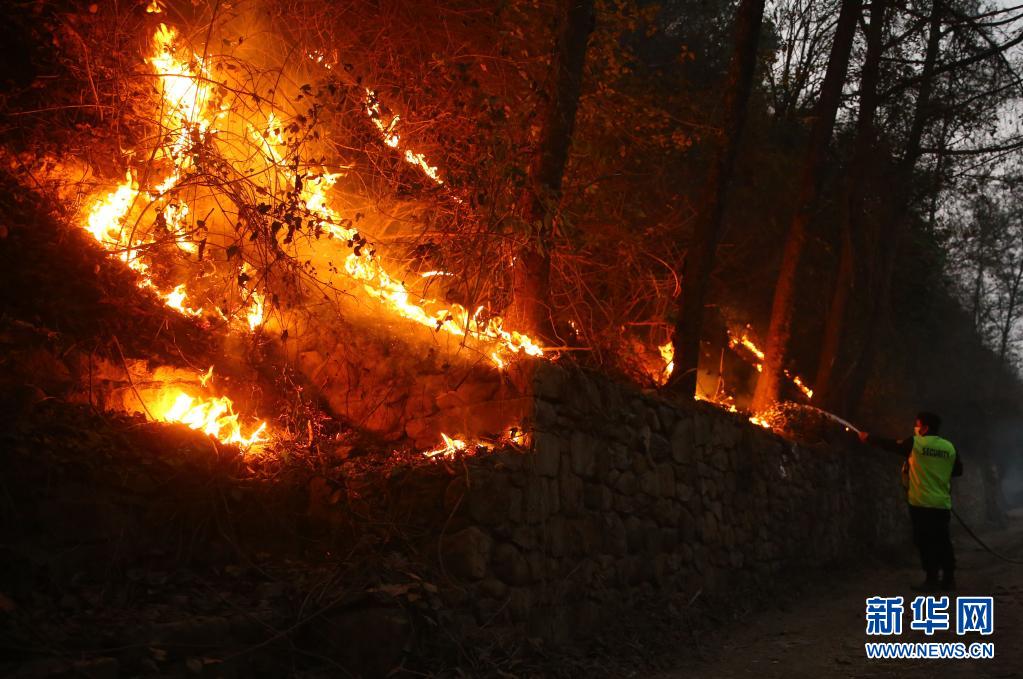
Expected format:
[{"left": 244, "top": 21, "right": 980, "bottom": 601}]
[{"left": 865, "top": 434, "right": 913, "bottom": 458}]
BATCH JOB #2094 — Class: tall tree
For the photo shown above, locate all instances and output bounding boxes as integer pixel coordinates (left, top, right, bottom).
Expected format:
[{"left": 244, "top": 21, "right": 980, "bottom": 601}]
[
  {"left": 750, "top": 0, "right": 863, "bottom": 413},
  {"left": 843, "top": 0, "right": 946, "bottom": 414},
  {"left": 994, "top": 242, "right": 1023, "bottom": 362},
  {"left": 812, "top": 0, "right": 890, "bottom": 407},
  {"left": 507, "top": 0, "right": 595, "bottom": 340},
  {"left": 666, "top": 0, "right": 766, "bottom": 397}
]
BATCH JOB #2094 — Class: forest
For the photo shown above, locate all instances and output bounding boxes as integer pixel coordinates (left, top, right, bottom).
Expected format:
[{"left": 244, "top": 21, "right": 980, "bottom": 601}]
[{"left": 1, "top": 0, "right": 1022, "bottom": 676}]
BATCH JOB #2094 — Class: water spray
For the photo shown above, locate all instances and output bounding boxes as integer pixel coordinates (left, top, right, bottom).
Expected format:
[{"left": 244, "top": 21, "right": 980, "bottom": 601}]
[
  {"left": 821, "top": 406, "right": 1023, "bottom": 566},
  {"left": 802, "top": 405, "right": 861, "bottom": 434}
]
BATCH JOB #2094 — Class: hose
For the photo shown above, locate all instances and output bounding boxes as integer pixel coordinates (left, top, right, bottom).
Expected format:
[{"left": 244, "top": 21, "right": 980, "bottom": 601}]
[
  {"left": 803, "top": 405, "right": 1021, "bottom": 564},
  {"left": 952, "top": 508, "right": 1023, "bottom": 565}
]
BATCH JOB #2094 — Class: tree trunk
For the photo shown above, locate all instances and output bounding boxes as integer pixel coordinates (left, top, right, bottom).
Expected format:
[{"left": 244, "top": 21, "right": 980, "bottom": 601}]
[
  {"left": 750, "top": 0, "right": 863, "bottom": 413},
  {"left": 845, "top": 0, "right": 944, "bottom": 415},
  {"left": 998, "top": 257, "right": 1023, "bottom": 359},
  {"left": 813, "top": 0, "right": 889, "bottom": 408},
  {"left": 508, "top": 0, "right": 595, "bottom": 340},
  {"left": 665, "top": 0, "right": 765, "bottom": 397},
  {"left": 972, "top": 256, "right": 986, "bottom": 332}
]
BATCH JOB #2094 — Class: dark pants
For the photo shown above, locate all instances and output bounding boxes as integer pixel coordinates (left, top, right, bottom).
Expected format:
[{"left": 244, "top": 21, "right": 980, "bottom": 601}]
[{"left": 909, "top": 505, "right": 955, "bottom": 581}]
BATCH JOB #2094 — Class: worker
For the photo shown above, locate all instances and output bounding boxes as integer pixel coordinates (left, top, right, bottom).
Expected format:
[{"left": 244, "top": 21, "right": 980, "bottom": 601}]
[{"left": 858, "top": 412, "right": 963, "bottom": 592}]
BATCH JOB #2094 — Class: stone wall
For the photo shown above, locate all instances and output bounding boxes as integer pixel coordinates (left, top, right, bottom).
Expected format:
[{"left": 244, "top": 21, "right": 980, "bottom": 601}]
[{"left": 429, "top": 362, "right": 911, "bottom": 640}]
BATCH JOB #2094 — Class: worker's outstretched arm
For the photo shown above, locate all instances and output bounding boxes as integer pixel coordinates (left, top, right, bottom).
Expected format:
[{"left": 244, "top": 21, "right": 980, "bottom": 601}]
[{"left": 857, "top": 432, "right": 912, "bottom": 458}]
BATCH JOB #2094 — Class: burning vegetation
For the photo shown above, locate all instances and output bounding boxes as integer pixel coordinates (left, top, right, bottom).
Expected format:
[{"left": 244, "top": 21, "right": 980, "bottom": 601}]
[
  {"left": 68, "top": 15, "right": 551, "bottom": 455},
  {"left": 3, "top": 0, "right": 1020, "bottom": 463},
  {"left": 0, "top": 0, "right": 1018, "bottom": 471},
  {"left": 27, "top": 5, "right": 789, "bottom": 458},
  {"left": 4, "top": 0, "right": 1023, "bottom": 674}
]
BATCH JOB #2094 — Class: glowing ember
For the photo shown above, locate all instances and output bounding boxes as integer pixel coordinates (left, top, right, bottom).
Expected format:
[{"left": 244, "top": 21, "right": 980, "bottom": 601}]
[{"left": 791, "top": 374, "right": 814, "bottom": 400}]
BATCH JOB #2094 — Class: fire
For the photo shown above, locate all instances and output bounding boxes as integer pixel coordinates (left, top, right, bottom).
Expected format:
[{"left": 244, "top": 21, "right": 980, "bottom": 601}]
[
  {"left": 726, "top": 327, "right": 813, "bottom": 401},
  {"left": 165, "top": 284, "right": 203, "bottom": 317},
  {"left": 421, "top": 428, "right": 531, "bottom": 460},
  {"left": 246, "top": 109, "right": 543, "bottom": 364},
  {"left": 728, "top": 329, "right": 765, "bottom": 361},
  {"left": 84, "top": 173, "right": 136, "bottom": 245},
  {"left": 365, "top": 90, "right": 444, "bottom": 184},
  {"left": 154, "top": 389, "right": 268, "bottom": 449},
  {"left": 344, "top": 254, "right": 543, "bottom": 362},
  {"left": 791, "top": 374, "right": 813, "bottom": 400},
  {"left": 246, "top": 290, "right": 265, "bottom": 331},
  {"left": 654, "top": 330, "right": 791, "bottom": 431},
  {"left": 424, "top": 433, "right": 469, "bottom": 459},
  {"left": 73, "top": 21, "right": 553, "bottom": 454},
  {"left": 658, "top": 341, "right": 674, "bottom": 380},
  {"left": 79, "top": 25, "right": 223, "bottom": 319},
  {"left": 82, "top": 173, "right": 208, "bottom": 315},
  {"left": 149, "top": 24, "right": 219, "bottom": 133}
]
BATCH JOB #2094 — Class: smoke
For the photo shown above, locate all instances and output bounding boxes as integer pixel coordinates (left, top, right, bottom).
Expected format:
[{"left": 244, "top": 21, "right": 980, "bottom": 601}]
[{"left": 990, "top": 419, "right": 1023, "bottom": 508}]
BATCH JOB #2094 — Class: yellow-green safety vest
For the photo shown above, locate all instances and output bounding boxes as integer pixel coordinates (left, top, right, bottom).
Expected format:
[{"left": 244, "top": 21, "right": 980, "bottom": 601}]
[{"left": 904, "top": 434, "right": 957, "bottom": 509}]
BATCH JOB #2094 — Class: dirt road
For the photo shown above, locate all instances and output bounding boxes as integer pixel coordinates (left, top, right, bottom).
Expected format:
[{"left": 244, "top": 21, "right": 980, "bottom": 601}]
[{"left": 655, "top": 511, "right": 1023, "bottom": 679}]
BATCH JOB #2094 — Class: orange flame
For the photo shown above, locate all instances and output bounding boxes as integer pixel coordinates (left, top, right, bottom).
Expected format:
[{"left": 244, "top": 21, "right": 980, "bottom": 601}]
[
  {"left": 726, "top": 327, "right": 813, "bottom": 401},
  {"left": 365, "top": 90, "right": 444, "bottom": 184},
  {"left": 655, "top": 329, "right": 796, "bottom": 430},
  {"left": 247, "top": 110, "right": 542, "bottom": 365},
  {"left": 76, "top": 23, "right": 559, "bottom": 452},
  {"left": 153, "top": 389, "right": 268, "bottom": 449},
  {"left": 658, "top": 341, "right": 674, "bottom": 382},
  {"left": 424, "top": 433, "right": 469, "bottom": 459},
  {"left": 245, "top": 290, "right": 265, "bottom": 331}
]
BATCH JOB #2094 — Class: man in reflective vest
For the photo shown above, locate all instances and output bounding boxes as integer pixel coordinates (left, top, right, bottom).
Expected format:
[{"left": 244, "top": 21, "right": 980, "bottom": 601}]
[{"left": 859, "top": 411, "right": 963, "bottom": 592}]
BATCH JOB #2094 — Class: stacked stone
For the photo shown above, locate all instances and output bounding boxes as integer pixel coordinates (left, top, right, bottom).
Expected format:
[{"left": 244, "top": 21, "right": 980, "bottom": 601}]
[{"left": 436, "top": 363, "right": 908, "bottom": 641}]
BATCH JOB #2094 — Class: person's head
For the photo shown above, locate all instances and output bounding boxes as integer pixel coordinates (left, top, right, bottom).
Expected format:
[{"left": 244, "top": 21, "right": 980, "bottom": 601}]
[{"left": 915, "top": 411, "right": 942, "bottom": 436}]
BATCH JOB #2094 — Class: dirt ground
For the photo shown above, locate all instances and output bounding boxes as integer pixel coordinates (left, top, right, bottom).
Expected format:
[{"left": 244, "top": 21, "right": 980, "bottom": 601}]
[{"left": 653, "top": 510, "right": 1023, "bottom": 679}]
